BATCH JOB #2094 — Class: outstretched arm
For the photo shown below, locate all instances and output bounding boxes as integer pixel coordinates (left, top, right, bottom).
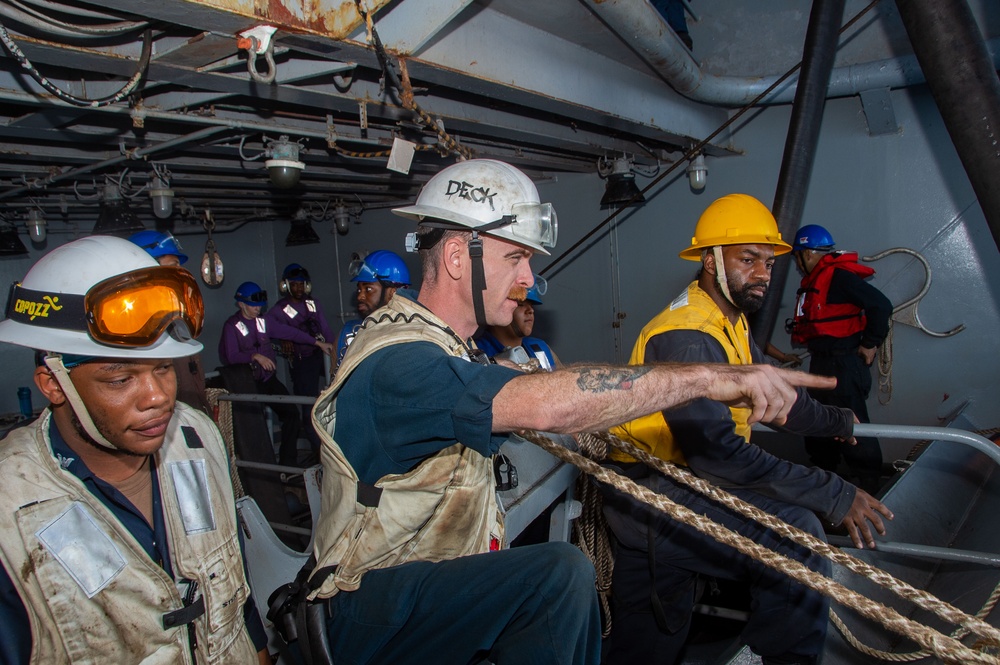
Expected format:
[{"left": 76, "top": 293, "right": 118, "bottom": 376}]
[{"left": 492, "top": 362, "right": 836, "bottom": 434}]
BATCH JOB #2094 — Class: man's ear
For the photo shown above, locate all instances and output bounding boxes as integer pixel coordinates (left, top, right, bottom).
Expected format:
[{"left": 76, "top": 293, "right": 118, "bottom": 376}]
[
  {"left": 34, "top": 364, "right": 67, "bottom": 406},
  {"left": 701, "top": 249, "right": 717, "bottom": 277},
  {"left": 440, "top": 235, "right": 467, "bottom": 281}
]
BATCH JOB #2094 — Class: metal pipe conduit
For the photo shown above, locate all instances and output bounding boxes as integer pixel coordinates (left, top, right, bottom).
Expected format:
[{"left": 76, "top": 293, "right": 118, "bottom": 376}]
[
  {"left": 0, "top": 125, "right": 230, "bottom": 200},
  {"left": 756, "top": 0, "right": 845, "bottom": 347},
  {"left": 827, "top": 536, "right": 1000, "bottom": 568},
  {"left": 582, "top": 0, "right": 1000, "bottom": 106},
  {"left": 851, "top": 422, "right": 1000, "bottom": 468},
  {"left": 756, "top": 421, "right": 1000, "bottom": 467}
]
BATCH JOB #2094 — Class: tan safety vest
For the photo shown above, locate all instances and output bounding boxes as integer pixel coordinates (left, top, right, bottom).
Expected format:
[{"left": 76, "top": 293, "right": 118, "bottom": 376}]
[
  {"left": 309, "top": 295, "right": 504, "bottom": 599},
  {"left": 0, "top": 404, "right": 257, "bottom": 665},
  {"left": 610, "top": 282, "right": 754, "bottom": 465}
]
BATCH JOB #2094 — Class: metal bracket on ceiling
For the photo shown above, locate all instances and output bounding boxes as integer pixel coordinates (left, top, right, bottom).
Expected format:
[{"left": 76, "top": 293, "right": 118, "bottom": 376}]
[
  {"left": 862, "top": 247, "right": 965, "bottom": 337},
  {"left": 859, "top": 88, "right": 900, "bottom": 137},
  {"left": 326, "top": 115, "right": 338, "bottom": 149},
  {"left": 358, "top": 100, "right": 369, "bottom": 131}
]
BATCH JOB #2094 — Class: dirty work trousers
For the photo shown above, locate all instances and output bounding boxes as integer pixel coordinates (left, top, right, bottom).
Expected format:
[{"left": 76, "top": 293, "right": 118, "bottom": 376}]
[{"left": 323, "top": 542, "right": 602, "bottom": 665}]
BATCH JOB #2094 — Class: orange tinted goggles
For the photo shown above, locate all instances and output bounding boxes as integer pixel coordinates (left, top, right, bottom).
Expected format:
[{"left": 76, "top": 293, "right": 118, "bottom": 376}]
[{"left": 85, "top": 266, "right": 204, "bottom": 346}]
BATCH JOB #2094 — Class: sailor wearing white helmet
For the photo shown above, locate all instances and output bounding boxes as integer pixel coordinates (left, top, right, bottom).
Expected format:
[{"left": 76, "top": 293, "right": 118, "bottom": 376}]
[{"left": 0, "top": 236, "right": 270, "bottom": 665}]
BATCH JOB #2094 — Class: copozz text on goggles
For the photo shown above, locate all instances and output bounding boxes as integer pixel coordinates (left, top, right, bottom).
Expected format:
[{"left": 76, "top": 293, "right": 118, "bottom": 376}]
[{"left": 5, "top": 265, "right": 204, "bottom": 347}]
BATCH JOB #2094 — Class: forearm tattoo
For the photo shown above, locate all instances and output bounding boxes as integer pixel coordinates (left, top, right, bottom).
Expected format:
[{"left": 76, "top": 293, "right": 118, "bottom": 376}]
[{"left": 575, "top": 366, "right": 652, "bottom": 393}]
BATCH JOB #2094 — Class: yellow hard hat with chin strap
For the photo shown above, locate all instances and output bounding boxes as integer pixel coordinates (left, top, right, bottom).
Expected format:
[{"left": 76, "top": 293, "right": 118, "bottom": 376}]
[{"left": 680, "top": 193, "right": 792, "bottom": 260}]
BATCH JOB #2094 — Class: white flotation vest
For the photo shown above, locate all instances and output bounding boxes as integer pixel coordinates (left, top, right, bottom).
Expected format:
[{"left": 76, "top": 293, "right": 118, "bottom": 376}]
[
  {"left": 0, "top": 404, "right": 257, "bottom": 664},
  {"left": 310, "top": 295, "right": 505, "bottom": 599}
]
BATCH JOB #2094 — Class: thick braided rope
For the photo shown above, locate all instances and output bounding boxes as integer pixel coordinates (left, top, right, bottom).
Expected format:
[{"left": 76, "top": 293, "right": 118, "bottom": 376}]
[
  {"left": 589, "top": 430, "right": 1000, "bottom": 648},
  {"left": 831, "top": 582, "right": 1000, "bottom": 664},
  {"left": 520, "top": 431, "right": 1000, "bottom": 665},
  {"left": 573, "top": 432, "right": 615, "bottom": 637},
  {"left": 205, "top": 388, "right": 245, "bottom": 499}
]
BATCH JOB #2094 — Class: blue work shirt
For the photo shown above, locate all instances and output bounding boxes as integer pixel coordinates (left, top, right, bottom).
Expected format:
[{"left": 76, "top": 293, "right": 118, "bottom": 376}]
[
  {"left": 0, "top": 419, "right": 268, "bottom": 664},
  {"left": 333, "top": 290, "right": 521, "bottom": 486}
]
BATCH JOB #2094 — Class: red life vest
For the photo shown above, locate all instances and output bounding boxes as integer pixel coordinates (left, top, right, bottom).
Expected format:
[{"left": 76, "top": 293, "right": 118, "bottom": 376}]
[{"left": 790, "top": 252, "right": 875, "bottom": 345}]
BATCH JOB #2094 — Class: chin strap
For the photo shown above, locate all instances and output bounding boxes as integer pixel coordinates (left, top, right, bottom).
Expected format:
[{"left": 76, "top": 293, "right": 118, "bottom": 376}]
[
  {"left": 469, "top": 231, "right": 488, "bottom": 328},
  {"left": 43, "top": 355, "right": 118, "bottom": 450},
  {"left": 712, "top": 246, "right": 737, "bottom": 309}
]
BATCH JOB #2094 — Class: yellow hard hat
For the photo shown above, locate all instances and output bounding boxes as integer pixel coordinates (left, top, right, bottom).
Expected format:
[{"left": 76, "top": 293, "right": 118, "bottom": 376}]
[{"left": 679, "top": 193, "right": 793, "bottom": 260}]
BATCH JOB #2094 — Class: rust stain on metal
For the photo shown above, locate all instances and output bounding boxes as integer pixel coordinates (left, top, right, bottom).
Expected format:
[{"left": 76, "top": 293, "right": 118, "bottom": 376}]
[{"left": 189, "top": 0, "right": 393, "bottom": 39}]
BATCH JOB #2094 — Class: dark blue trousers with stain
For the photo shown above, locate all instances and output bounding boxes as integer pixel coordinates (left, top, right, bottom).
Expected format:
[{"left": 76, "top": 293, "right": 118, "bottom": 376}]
[{"left": 323, "top": 542, "right": 602, "bottom": 665}]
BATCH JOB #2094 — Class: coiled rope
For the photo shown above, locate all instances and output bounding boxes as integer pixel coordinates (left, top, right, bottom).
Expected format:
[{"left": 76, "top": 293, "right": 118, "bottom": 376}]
[
  {"left": 520, "top": 429, "right": 1000, "bottom": 664},
  {"left": 572, "top": 432, "right": 615, "bottom": 636}
]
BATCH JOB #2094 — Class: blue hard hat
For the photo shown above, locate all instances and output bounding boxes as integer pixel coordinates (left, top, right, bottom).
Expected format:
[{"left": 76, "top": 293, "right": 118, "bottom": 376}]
[
  {"left": 524, "top": 284, "right": 543, "bottom": 305},
  {"left": 128, "top": 230, "right": 188, "bottom": 264},
  {"left": 235, "top": 281, "right": 267, "bottom": 306},
  {"left": 282, "top": 263, "right": 310, "bottom": 281},
  {"left": 792, "top": 224, "right": 836, "bottom": 251},
  {"left": 351, "top": 250, "right": 411, "bottom": 286}
]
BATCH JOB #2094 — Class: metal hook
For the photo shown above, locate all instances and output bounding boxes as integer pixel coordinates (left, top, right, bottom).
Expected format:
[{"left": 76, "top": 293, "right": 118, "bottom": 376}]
[{"left": 862, "top": 247, "right": 965, "bottom": 338}]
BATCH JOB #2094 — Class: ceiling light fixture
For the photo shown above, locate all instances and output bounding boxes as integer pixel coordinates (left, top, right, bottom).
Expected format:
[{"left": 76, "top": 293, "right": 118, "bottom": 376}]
[
  {"left": 265, "top": 135, "right": 305, "bottom": 189},
  {"left": 687, "top": 152, "right": 708, "bottom": 191},
  {"left": 94, "top": 182, "right": 145, "bottom": 236},
  {"left": 149, "top": 165, "right": 175, "bottom": 219},
  {"left": 598, "top": 155, "right": 645, "bottom": 208},
  {"left": 333, "top": 201, "right": 354, "bottom": 235},
  {"left": 26, "top": 209, "right": 46, "bottom": 243},
  {"left": 286, "top": 209, "right": 321, "bottom": 246}
]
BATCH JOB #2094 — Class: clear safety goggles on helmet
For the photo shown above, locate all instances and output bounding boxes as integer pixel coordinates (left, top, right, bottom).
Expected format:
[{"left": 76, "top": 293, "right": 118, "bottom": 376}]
[
  {"left": 531, "top": 273, "right": 548, "bottom": 296},
  {"left": 503, "top": 202, "right": 558, "bottom": 250},
  {"left": 136, "top": 231, "right": 184, "bottom": 255},
  {"left": 5, "top": 265, "right": 204, "bottom": 347}
]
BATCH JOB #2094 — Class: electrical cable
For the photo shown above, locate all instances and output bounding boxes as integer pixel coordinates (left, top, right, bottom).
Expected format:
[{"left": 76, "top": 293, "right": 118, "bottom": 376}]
[
  {"left": 0, "top": 18, "right": 151, "bottom": 107},
  {"left": 3, "top": 0, "right": 147, "bottom": 37},
  {"left": 17, "top": 0, "right": 135, "bottom": 22}
]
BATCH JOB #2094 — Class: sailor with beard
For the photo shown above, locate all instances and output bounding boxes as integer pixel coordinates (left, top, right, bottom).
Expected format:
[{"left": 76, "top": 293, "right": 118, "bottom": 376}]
[
  {"left": 0, "top": 236, "right": 269, "bottom": 665},
  {"left": 601, "top": 194, "right": 894, "bottom": 665}
]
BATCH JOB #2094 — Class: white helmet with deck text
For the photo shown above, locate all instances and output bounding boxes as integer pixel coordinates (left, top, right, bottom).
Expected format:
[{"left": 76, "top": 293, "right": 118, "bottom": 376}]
[{"left": 393, "top": 158, "right": 557, "bottom": 255}]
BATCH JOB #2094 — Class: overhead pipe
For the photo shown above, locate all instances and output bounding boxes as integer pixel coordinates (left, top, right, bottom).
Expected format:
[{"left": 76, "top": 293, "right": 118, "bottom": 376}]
[
  {"left": 0, "top": 125, "right": 230, "bottom": 201},
  {"left": 895, "top": 0, "right": 1000, "bottom": 254},
  {"left": 581, "top": 0, "right": 1000, "bottom": 106},
  {"left": 752, "top": 0, "right": 845, "bottom": 348}
]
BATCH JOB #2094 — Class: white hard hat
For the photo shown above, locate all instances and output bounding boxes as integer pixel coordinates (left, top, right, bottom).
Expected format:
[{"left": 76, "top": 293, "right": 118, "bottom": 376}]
[
  {"left": 393, "top": 159, "right": 557, "bottom": 254},
  {"left": 0, "top": 236, "right": 203, "bottom": 358}
]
